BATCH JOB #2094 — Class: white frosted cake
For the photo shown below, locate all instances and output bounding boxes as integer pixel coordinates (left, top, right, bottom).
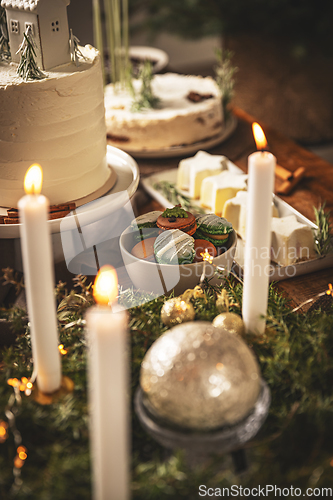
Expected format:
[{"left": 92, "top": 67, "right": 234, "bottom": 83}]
[
  {"left": 271, "top": 215, "right": 316, "bottom": 266},
  {"left": 200, "top": 171, "right": 248, "bottom": 215},
  {"left": 177, "top": 151, "right": 228, "bottom": 199},
  {"left": 0, "top": 45, "right": 110, "bottom": 208},
  {"left": 104, "top": 73, "right": 224, "bottom": 151},
  {"left": 223, "top": 191, "right": 279, "bottom": 240}
]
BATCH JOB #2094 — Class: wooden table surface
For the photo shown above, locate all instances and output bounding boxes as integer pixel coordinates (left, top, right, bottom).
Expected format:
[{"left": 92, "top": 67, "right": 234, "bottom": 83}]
[{"left": 116, "top": 106, "right": 333, "bottom": 311}]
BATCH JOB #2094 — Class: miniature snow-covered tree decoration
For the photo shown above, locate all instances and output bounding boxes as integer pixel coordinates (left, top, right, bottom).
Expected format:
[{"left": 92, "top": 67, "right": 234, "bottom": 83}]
[
  {"left": 3, "top": 0, "right": 71, "bottom": 70},
  {"left": 69, "top": 29, "right": 87, "bottom": 66},
  {"left": 16, "top": 27, "right": 46, "bottom": 81},
  {"left": 0, "top": 6, "right": 10, "bottom": 60}
]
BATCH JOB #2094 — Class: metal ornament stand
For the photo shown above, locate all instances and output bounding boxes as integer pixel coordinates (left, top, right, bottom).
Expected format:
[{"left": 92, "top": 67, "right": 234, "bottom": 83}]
[{"left": 135, "top": 379, "right": 271, "bottom": 474}]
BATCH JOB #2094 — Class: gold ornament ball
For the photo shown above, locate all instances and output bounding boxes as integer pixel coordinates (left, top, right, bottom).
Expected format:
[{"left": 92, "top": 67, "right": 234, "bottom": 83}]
[
  {"left": 140, "top": 321, "right": 261, "bottom": 430},
  {"left": 212, "top": 312, "right": 245, "bottom": 336},
  {"left": 161, "top": 298, "right": 195, "bottom": 326}
]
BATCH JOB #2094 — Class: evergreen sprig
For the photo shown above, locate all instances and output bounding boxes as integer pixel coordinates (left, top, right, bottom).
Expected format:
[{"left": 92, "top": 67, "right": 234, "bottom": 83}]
[
  {"left": 214, "top": 48, "right": 238, "bottom": 116},
  {"left": 130, "top": 60, "right": 160, "bottom": 112},
  {"left": 0, "top": 273, "right": 333, "bottom": 498},
  {"left": 16, "top": 29, "right": 46, "bottom": 81},
  {"left": 0, "top": 7, "right": 10, "bottom": 61},
  {"left": 313, "top": 203, "right": 332, "bottom": 255},
  {"left": 152, "top": 180, "right": 205, "bottom": 214}
]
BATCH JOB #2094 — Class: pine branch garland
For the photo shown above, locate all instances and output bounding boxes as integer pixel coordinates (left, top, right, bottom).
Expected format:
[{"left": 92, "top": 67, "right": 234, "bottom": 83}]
[{"left": 0, "top": 270, "right": 333, "bottom": 497}]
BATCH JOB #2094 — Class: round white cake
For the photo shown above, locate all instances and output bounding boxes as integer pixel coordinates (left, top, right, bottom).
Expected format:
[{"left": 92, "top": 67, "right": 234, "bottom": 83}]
[
  {"left": 0, "top": 45, "right": 110, "bottom": 208},
  {"left": 104, "top": 73, "right": 224, "bottom": 151}
]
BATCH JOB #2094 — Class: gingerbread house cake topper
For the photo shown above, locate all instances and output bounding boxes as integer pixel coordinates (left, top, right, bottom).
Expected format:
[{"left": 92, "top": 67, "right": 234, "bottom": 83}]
[{"left": 1, "top": 0, "right": 71, "bottom": 70}]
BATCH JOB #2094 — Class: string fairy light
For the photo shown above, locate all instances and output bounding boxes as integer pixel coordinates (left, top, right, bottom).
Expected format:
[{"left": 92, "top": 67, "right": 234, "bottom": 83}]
[
  {"left": 58, "top": 344, "right": 68, "bottom": 355},
  {"left": 290, "top": 283, "right": 333, "bottom": 313},
  {"left": 5, "top": 376, "right": 31, "bottom": 493},
  {"left": 0, "top": 420, "right": 8, "bottom": 443}
]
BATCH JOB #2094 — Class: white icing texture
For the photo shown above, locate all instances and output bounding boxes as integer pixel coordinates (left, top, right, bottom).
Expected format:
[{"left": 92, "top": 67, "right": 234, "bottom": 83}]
[
  {"left": 0, "top": 45, "right": 109, "bottom": 207},
  {"left": 154, "top": 229, "right": 195, "bottom": 265},
  {"left": 104, "top": 73, "right": 224, "bottom": 150}
]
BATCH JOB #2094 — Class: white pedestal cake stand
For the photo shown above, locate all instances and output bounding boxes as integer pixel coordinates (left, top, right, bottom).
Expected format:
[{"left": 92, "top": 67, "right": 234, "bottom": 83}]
[{"left": 0, "top": 146, "right": 140, "bottom": 277}]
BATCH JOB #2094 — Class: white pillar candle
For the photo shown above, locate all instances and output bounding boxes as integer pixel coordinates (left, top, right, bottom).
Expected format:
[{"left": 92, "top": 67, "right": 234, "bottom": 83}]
[
  {"left": 242, "top": 124, "right": 276, "bottom": 334},
  {"left": 85, "top": 266, "right": 129, "bottom": 500},
  {"left": 18, "top": 164, "right": 61, "bottom": 393}
]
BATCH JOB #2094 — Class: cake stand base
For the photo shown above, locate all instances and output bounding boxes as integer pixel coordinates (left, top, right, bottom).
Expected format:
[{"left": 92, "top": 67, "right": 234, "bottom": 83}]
[{"left": 135, "top": 379, "right": 270, "bottom": 473}]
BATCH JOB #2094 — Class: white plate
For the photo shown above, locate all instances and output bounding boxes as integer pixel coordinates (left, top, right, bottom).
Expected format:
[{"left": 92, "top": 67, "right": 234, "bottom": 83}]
[
  {"left": 129, "top": 46, "right": 169, "bottom": 74},
  {"left": 117, "top": 114, "right": 237, "bottom": 159},
  {"left": 0, "top": 146, "right": 140, "bottom": 239},
  {"left": 141, "top": 165, "right": 333, "bottom": 282}
]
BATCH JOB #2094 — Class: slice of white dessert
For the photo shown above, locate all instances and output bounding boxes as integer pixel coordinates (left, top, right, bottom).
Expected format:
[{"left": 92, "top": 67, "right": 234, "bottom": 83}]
[
  {"left": 223, "top": 191, "right": 279, "bottom": 240},
  {"left": 271, "top": 215, "right": 316, "bottom": 266},
  {"left": 177, "top": 150, "right": 228, "bottom": 199},
  {"left": 200, "top": 171, "right": 248, "bottom": 215}
]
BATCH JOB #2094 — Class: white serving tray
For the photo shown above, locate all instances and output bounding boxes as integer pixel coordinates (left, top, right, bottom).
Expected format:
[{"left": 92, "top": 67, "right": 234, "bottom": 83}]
[{"left": 141, "top": 166, "right": 333, "bottom": 282}]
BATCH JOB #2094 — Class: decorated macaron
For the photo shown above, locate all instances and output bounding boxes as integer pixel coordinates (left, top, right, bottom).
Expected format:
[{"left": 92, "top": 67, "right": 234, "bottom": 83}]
[
  {"left": 195, "top": 214, "right": 233, "bottom": 246},
  {"left": 156, "top": 205, "right": 197, "bottom": 236},
  {"left": 131, "top": 211, "right": 163, "bottom": 240},
  {"left": 154, "top": 229, "right": 195, "bottom": 265}
]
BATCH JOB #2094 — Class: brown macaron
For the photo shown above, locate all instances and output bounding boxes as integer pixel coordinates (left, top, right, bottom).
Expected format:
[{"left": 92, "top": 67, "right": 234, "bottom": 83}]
[
  {"left": 131, "top": 237, "right": 156, "bottom": 260},
  {"left": 193, "top": 239, "right": 217, "bottom": 263},
  {"left": 156, "top": 208, "right": 197, "bottom": 236}
]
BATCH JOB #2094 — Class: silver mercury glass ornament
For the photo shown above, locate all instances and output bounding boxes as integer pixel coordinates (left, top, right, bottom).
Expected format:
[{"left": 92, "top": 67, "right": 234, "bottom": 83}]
[{"left": 140, "top": 321, "right": 261, "bottom": 431}]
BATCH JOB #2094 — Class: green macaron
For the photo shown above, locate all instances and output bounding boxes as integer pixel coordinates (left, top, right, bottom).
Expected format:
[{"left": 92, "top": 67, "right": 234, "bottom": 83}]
[{"left": 195, "top": 214, "right": 233, "bottom": 246}]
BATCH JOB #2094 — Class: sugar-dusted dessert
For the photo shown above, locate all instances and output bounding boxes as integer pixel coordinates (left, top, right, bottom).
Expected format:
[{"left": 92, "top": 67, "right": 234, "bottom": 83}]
[
  {"left": 104, "top": 73, "right": 224, "bottom": 151},
  {"left": 0, "top": 45, "right": 110, "bottom": 208},
  {"left": 200, "top": 171, "right": 248, "bottom": 215},
  {"left": 271, "top": 215, "right": 316, "bottom": 266},
  {"left": 154, "top": 229, "right": 195, "bottom": 265},
  {"left": 223, "top": 191, "right": 279, "bottom": 240},
  {"left": 177, "top": 151, "right": 228, "bottom": 199}
]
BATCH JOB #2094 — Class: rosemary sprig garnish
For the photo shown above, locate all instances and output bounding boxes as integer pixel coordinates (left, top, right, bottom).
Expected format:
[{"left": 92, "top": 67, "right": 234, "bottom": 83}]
[
  {"left": 153, "top": 180, "right": 205, "bottom": 214},
  {"left": 131, "top": 60, "right": 160, "bottom": 112},
  {"left": 214, "top": 48, "right": 237, "bottom": 118},
  {"left": 16, "top": 28, "right": 46, "bottom": 81},
  {"left": 313, "top": 203, "right": 332, "bottom": 255}
]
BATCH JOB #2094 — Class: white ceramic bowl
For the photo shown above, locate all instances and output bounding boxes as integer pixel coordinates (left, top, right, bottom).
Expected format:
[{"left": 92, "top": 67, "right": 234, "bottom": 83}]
[{"left": 120, "top": 227, "right": 237, "bottom": 296}]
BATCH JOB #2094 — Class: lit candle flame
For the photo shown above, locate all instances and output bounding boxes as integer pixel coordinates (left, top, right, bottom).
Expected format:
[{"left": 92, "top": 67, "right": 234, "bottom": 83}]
[
  {"left": 24, "top": 164, "right": 43, "bottom": 195},
  {"left": 252, "top": 122, "right": 267, "bottom": 151},
  {"left": 93, "top": 265, "right": 118, "bottom": 306}
]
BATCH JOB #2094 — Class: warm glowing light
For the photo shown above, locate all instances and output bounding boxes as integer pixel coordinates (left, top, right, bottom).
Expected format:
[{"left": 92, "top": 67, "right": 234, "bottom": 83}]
[
  {"left": 8, "top": 377, "right": 33, "bottom": 394},
  {"left": 216, "top": 363, "right": 224, "bottom": 371},
  {"left": 93, "top": 265, "right": 118, "bottom": 306},
  {"left": 200, "top": 251, "right": 213, "bottom": 264},
  {"left": 0, "top": 421, "right": 8, "bottom": 442},
  {"left": 7, "top": 378, "right": 19, "bottom": 387},
  {"left": 252, "top": 122, "right": 267, "bottom": 151},
  {"left": 24, "top": 164, "right": 43, "bottom": 195},
  {"left": 59, "top": 344, "right": 68, "bottom": 355},
  {"left": 326, "top": 283, "right": 333, "bottom": 297}
]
